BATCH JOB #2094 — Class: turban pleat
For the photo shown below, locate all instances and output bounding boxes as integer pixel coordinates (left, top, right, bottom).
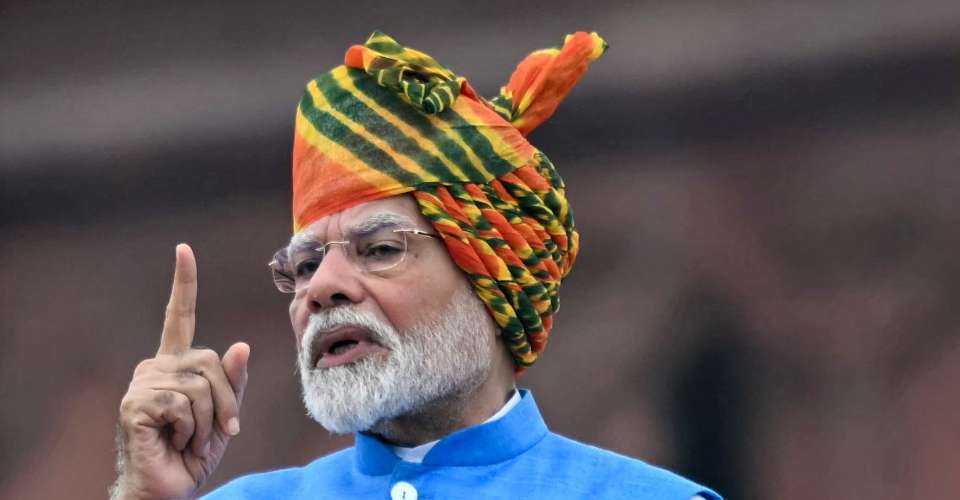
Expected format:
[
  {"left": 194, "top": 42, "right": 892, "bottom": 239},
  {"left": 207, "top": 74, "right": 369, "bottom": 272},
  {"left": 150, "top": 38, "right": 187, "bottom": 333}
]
[
  {"left": 489, "top": 31, "right": 608, "bottom": 136},
  {"left": 293, "top": 31, "right": 605, "bottom": 372}
]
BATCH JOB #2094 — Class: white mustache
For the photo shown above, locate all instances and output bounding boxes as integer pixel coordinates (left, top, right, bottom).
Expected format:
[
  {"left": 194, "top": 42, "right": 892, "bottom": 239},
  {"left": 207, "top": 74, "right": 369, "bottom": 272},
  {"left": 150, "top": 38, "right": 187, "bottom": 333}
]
[
  {"left": 297, "top": 282, "right": 494, "bottom": 434},
  {"left": 301, "top": 307, "right": 397, "bottom": 366}
]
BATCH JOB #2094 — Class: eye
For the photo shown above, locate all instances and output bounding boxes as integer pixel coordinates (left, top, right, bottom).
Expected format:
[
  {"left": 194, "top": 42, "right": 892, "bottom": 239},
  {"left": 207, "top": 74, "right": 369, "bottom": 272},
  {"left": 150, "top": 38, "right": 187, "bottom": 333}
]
[
  {"left": 361, "top": 241, "right": 403, "bottom": 261},
  {"left": 294, "top": 259, "right": 320, "bottom": 278}
]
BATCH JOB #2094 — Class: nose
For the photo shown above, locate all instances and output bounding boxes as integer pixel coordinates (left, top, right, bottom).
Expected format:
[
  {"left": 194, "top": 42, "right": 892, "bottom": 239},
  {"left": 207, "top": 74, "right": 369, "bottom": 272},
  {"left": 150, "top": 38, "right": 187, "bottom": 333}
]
[{"left": 303, "top": 244, "right": 365, "bottom": 313}]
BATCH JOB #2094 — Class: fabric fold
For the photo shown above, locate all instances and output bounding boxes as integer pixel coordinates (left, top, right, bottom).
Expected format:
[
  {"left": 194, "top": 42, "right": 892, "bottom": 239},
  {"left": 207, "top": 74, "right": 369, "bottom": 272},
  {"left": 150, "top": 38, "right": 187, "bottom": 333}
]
[{"left": 292, "top": 31, "right": 605, "bottom": 370}]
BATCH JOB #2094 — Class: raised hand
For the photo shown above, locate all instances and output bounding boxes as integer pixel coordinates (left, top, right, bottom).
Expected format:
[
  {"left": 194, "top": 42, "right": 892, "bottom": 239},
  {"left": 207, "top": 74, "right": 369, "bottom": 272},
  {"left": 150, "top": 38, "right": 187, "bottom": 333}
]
[{"left": 113, "top": 244, "right": 250, "bottom": 500}]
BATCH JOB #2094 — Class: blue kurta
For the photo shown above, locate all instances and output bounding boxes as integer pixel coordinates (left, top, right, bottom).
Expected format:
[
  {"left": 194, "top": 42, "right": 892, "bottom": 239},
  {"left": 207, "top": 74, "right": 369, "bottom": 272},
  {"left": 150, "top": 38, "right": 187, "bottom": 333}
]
[{"left": 204, "top": 390, "right": 721, "bottom": 499}]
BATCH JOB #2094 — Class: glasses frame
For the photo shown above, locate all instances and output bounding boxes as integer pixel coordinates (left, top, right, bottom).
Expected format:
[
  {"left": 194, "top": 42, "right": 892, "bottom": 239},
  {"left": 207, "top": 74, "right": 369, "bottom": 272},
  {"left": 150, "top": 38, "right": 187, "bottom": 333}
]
[{"left": 268, "top": 228, "right": 439, "bottom": 293}]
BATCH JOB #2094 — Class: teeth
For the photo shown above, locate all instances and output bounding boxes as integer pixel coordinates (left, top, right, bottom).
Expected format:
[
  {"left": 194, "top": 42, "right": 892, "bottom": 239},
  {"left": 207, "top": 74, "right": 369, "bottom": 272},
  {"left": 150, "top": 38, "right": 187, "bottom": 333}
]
[{"left": 330, "top": 341, "right": 358, "bottom": 355}]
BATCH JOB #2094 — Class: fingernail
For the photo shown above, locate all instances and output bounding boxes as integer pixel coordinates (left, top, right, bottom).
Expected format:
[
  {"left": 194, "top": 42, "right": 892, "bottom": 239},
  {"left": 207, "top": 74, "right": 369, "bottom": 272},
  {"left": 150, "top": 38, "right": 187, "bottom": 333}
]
[
  {"left": 228, "top": 417, "right": 240, "bottom": 436},
  {"left": 202, "top": 441, "right": 211, "bottom": 457}
]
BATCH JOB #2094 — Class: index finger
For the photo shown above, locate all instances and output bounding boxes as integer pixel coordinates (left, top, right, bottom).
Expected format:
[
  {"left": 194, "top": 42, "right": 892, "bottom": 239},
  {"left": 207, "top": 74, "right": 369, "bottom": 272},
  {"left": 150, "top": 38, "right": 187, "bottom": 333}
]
[{"left": 158, "top": 243, "right": 198, "bottom": 355}]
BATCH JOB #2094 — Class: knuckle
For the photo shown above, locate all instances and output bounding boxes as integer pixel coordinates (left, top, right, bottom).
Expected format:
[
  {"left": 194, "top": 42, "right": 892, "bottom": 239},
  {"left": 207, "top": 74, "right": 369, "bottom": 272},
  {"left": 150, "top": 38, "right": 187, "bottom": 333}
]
[
  {"left": 174, "top": 369, "right": 206, "bottom": 387},
  {"left": 197, "top": 348, "right": 220, "bottom": 366},
  {"left": 152, "top": 354, "right": 178, "bottom": 372},
  {"left": 193, "top": 395, "right": 214, "bottom": 413},
  {"left": 172, "top": 391, "right": 191, "bottom": 410},
  {"left": 153, "top": 390, "right": 175, "bottom": 406},
  {"left": 165, "top": 302, "right": 194, "bottom": 317},
  {"left": 119, "top": 394, "right": 138, "bottom": 415},
  {"left": 186, "top": 371, "right": 212, "bottom": 393},
  {"left": 133, "top": 358, "right": 154, "bottom": 375}
]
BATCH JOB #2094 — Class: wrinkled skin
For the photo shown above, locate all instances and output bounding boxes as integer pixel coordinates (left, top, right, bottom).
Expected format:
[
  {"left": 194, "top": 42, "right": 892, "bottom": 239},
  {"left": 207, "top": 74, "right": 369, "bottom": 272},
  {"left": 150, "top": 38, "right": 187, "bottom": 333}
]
[{"left": 113, "top": 244, "right": 249, "bottom": 500}]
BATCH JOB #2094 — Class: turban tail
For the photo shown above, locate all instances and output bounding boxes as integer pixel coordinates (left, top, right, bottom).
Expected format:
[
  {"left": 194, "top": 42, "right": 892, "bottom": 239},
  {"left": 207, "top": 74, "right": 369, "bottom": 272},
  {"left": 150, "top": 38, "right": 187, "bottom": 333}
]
[{"left": 292, "top": 31, "right": 606, "bottom": 371}]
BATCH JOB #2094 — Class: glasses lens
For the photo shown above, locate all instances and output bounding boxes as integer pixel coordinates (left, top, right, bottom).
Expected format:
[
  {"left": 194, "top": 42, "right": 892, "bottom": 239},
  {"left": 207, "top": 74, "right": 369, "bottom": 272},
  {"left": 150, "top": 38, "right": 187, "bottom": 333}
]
[
  {"left": 268, "top": 250, "right": 296, "bottom": 293},
  {"left": 288, "top": 247, "right": 325, "bottom": 290},
  {"left": 353, "top": 229, "right": 408, "bottom": 273},
  {"left": 268, "top": 230, "right": 423, "bottom": 292}
]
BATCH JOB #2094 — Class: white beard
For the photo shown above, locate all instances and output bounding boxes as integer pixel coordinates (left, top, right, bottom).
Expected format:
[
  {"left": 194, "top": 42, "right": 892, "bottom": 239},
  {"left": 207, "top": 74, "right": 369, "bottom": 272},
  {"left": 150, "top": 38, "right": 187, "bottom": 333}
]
[{"left": 297, "top": 282, "right": 495, "bottom": 434}]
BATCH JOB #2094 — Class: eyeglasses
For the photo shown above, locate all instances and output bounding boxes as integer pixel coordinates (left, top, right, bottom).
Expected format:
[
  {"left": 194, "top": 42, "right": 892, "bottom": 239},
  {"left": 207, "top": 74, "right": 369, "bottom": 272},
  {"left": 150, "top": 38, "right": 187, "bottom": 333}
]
[{"left": 268, "top": 228, "right": 439, "bottom": 293}]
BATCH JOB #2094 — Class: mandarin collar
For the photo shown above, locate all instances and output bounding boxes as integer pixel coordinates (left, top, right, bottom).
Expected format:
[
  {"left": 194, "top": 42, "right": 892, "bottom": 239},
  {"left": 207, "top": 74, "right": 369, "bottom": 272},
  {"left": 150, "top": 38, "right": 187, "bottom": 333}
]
[{"left": 354, "top": 389, "right": 547, "bottom": 475}]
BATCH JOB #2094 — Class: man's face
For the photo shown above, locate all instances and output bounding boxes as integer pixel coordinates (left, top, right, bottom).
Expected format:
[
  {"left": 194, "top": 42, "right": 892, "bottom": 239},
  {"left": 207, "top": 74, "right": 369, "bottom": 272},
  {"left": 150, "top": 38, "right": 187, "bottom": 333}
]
[
  {"left": 287, "top": 195, "right": 474, "bottom": 348},
  {"left": 288, "top": 195, "right": 498, "bottom": 433}
]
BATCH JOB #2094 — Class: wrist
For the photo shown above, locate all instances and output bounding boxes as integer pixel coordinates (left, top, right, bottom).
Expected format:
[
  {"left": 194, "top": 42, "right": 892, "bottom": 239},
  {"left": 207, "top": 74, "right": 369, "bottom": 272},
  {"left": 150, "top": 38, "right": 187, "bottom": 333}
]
[
  {"left": 108, "top": 476, "right": 147, "bottom": 500},
  {"left": 109, "top": 475, "right": 196, "bottom": 500},
  {"left": 108, "top": 477, "right": 134, "bottom": 500}
]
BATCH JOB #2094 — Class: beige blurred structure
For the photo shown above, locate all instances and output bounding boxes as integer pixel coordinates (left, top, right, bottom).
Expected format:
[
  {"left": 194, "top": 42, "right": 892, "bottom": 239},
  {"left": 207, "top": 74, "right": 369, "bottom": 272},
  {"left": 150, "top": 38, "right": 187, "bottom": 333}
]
[{"left": 3, "top": 2, "right": 960, "bottom": 499}]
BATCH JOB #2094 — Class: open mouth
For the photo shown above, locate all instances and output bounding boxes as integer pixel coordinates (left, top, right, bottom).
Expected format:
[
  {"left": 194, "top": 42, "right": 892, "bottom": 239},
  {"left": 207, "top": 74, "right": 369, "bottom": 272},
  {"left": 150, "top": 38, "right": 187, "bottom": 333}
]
[
  {"left": 310, "top": 326, "right": 388, "bottom": 369},
  {"left": 328, "top": 339, "right": 359, "bottom": 356}
]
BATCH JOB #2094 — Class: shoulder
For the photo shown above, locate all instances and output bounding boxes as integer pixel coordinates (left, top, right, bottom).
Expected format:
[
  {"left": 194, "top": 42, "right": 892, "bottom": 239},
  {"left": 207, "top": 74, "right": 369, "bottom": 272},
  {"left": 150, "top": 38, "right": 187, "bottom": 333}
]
[
  {"left": 201, "top": 448, "right": 355, "bottom": 500},
  {"left": 524, "top": 432, "right": 722, "bottom": 499}
]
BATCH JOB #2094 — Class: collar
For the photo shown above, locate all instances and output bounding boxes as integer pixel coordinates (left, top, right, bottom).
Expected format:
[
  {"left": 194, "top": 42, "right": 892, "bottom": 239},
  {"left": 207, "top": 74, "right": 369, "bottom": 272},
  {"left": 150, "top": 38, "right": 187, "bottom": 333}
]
[
  {"left": 354, "top": 389, "right": 548, "bottom": 474},
  {"left": 390, "top": 388, "right": 522, "bottom": 463}
]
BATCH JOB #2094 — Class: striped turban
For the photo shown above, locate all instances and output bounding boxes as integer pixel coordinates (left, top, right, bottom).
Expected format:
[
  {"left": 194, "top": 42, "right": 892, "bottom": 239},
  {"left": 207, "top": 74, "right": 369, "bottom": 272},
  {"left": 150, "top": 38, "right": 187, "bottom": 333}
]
[{"left": 292, "top": 31, "right": 607, "bottom": 371}]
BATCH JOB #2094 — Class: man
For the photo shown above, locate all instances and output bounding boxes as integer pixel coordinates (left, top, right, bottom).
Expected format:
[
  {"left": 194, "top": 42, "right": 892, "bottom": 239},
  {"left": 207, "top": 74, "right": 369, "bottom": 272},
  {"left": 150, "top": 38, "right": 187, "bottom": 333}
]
[{"left": 112, "top": 31, "right": 722, "bottom": 499}]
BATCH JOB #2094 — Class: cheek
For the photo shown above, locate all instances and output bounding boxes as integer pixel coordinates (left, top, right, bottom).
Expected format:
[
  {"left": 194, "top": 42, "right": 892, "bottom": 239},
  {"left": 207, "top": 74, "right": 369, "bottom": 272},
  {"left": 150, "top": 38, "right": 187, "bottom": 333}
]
[
  {"left": 379, "top": 259, "right": 466, "bottom": 330},
  {"left": 369, "top": 276, "right": 434, "bottom": 333},
  {"left": 289, "top": 298, "right": 307, "bottom": 349}
]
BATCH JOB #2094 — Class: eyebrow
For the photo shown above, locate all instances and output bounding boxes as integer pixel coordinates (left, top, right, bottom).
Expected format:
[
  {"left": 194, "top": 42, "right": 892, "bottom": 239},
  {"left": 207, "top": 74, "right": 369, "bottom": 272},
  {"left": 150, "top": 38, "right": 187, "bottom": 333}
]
[
  {"left": 350, "top": 213, "right": 416, "bottom": 237},
  {"left": 284, "top": 212, "right": 416, "bottom": 257}
]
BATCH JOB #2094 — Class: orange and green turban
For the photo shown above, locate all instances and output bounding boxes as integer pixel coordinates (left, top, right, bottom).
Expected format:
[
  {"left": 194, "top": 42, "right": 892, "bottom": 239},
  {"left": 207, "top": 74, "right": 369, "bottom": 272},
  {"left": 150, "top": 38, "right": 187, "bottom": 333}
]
[{"left": 292, "top": 31, "right": 607, "bottom": 371}]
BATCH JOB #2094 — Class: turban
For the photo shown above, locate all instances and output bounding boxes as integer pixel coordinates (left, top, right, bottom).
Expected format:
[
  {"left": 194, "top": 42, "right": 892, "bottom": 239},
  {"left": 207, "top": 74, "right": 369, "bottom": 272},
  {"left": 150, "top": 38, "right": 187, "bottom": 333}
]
[{"left": 292, "top": 31, "right": 607, "bottom": 371}]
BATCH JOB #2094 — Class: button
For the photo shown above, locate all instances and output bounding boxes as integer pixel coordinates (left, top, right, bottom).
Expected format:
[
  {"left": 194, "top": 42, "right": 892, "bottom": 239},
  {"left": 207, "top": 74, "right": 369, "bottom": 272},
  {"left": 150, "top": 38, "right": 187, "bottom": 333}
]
[{"left": 391, "top": 481, "right": 418, "bottom": 500}]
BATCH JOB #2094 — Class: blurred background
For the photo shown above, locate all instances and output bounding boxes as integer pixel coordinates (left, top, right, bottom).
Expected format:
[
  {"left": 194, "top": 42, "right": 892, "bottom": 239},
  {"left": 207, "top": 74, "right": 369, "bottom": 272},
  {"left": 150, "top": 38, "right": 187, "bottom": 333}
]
[{"left": 3, "top": 1, "right": 960, "bottom": 498}]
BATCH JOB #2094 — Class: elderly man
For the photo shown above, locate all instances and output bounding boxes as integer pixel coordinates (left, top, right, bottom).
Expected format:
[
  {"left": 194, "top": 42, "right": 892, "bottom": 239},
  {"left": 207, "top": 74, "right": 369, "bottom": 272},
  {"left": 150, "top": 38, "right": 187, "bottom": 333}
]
[{"left": 112, "top": 32, "right": 722, "bottom": 499}]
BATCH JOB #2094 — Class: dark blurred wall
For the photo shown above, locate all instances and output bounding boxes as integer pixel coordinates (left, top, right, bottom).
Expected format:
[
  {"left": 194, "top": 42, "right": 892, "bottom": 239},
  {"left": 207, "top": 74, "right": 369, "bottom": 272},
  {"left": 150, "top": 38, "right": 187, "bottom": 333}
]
[{"left": 3, "top": 2, "right": 960, "bottom": 499}]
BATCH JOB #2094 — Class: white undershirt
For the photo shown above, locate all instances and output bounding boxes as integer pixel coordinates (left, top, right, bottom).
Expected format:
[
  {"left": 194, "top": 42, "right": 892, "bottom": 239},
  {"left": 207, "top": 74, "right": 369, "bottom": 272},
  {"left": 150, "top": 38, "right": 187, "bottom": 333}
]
[{"left": 390, "top": 389, "right": 522, "bottom": 464}]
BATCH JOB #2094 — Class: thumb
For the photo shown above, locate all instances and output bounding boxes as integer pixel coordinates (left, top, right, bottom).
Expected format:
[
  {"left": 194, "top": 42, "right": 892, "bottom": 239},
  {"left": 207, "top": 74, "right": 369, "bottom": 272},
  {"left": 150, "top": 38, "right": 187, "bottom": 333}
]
[{"left": 222, "top": 342, "right": 251, "bottom": 406}]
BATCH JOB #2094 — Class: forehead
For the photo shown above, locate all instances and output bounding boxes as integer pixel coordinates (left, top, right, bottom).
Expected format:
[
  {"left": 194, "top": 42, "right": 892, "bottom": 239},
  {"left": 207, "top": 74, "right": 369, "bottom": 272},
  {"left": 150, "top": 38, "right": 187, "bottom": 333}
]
[{"left": 289, "top": 195, "right": 425, "bottom": 247}]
